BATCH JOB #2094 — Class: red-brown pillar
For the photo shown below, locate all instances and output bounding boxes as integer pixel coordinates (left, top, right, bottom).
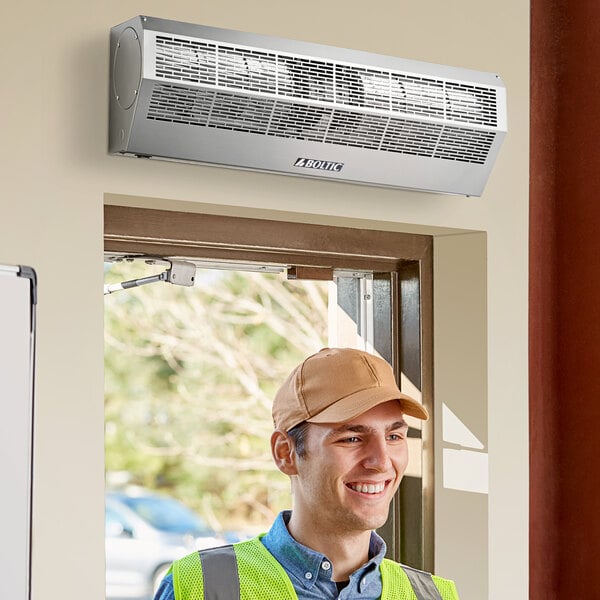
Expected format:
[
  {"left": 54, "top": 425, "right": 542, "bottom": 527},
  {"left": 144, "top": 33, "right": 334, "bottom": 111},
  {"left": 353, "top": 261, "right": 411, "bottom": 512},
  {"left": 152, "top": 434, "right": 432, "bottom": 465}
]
[{"left": 530, "top": 0, "right": 600, "bottom": 597}]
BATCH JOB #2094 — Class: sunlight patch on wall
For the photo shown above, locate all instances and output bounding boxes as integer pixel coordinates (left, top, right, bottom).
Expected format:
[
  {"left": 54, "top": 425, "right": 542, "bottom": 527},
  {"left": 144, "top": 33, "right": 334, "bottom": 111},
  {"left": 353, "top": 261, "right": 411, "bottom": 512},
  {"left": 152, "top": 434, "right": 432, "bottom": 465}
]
[{"left": 442, "top": 403, "right": 488, "bottom": 494}]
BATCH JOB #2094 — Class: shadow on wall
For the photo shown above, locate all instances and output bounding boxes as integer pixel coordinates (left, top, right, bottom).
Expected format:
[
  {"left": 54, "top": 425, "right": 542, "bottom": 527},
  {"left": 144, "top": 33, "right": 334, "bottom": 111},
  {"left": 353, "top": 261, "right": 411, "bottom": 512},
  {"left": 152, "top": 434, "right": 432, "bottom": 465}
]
[{"left": 442, "top": 403, "right": 488, "bottom": 495}]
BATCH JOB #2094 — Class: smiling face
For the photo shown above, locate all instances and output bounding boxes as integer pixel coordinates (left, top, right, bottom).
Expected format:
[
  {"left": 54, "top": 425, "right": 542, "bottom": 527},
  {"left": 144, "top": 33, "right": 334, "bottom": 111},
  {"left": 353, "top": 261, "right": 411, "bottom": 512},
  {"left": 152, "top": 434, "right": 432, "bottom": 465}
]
[{"left": 280, "top": 400, "right": 409, "bottom": 538}]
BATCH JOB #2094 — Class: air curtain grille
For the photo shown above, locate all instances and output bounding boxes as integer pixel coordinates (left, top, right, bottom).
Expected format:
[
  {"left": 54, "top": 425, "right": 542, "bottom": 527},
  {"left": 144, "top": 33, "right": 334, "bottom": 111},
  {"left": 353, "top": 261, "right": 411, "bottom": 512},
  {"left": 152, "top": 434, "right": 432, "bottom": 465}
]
[
  {"left": 155, "top": 36, "right": 216, "bottom": 84},
  {"left": 147, "top": 83, "right": 494, "bottom": 164},
  {"left": 268, "top": 102, "right": 332, "bottom": 142},
  {"left": 152, "top": 35, "right": 500, "bottom": 129}
]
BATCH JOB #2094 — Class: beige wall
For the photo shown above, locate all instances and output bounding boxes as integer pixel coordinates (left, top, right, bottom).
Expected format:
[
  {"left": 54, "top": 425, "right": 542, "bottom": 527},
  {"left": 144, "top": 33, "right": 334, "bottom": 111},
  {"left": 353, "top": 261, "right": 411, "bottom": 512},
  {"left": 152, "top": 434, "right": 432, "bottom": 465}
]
[
  {"left": 434, "top": 233, "right": 488, "bottom": 600},
  {"left": 0, "top": 2, "right": 529, "bottom": 599}
]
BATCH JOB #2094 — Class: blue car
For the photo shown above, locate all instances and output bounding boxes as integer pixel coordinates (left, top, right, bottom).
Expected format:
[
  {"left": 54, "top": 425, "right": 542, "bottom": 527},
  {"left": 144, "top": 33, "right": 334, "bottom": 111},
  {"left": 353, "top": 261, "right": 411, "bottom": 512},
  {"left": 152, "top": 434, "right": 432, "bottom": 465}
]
[{"left": 105, "top": 488, "right": 225, "bottom": 600}]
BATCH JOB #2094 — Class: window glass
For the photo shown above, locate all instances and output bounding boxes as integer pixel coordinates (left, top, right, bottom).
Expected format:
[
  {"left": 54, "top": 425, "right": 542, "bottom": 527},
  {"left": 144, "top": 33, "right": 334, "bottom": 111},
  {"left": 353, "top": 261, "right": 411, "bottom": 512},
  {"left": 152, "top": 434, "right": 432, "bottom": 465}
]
[{"left": 104, "top": 260, "right": 328, "bottom": 541}]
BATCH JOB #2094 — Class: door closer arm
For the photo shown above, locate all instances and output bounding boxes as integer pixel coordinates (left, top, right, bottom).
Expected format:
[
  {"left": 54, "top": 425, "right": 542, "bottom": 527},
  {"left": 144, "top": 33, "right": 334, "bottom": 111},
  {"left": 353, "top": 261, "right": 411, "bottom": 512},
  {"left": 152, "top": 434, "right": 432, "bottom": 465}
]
[{"left": 104, "top": 260, "right": 196, "bottom": 295}]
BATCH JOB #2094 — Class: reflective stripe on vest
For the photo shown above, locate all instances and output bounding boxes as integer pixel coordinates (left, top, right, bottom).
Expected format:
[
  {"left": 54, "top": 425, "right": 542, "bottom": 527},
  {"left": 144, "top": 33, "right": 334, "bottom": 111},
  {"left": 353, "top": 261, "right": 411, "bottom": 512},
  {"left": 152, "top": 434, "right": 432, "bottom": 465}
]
[
  {"left": 402, "top": 564, "right": 444, "bottom": 600},
  {"left": 198, "top": 545, "right": 443, "bottom": 600},
  {"left": 199, "top": 545, "right": 240, "bottom": 600}
]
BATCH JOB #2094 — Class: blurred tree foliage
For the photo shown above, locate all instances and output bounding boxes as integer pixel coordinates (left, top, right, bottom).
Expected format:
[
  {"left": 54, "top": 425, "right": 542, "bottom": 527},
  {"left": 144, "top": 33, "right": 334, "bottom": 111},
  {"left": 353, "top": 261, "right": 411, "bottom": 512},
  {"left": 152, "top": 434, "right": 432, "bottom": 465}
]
[{"left": 104, "top": 260, "right": 328, "bottom": 534}]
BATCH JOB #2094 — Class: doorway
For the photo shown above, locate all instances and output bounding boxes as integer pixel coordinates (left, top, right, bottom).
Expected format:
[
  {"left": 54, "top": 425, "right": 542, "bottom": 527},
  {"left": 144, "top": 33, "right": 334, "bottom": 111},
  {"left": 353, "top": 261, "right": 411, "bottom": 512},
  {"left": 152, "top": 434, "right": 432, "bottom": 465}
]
[{"left": 104, "top": 204, "right": 434, "bottom": 569}]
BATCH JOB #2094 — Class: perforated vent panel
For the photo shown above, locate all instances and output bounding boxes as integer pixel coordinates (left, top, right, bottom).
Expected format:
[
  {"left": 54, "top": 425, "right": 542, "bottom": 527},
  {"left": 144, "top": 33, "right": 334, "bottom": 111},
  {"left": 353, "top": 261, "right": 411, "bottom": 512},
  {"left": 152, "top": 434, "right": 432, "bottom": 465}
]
[
  {"left": 148, "top": 84, "right": 213, "bottom": 126},
  {"left": 278, "top": 56, "right": 335, "bottom": 102},
  {"left": 434, "top": 126, "right": 495, "bottom": 163},
  {"left": 382, "top": 119, "right": 443, "bottom": 157},
  {"left": 268, "top": 101, "right": 331, "bottom": 142},
  {"left": 155, "top": 36, "right": 216, "bottom": 84},
  {"left": 208, "top": 92, "right": 274, "bottom": 134},
  {"left": 336, "top": 65, "right": 391, "bottom": 110},
  {"left": 445, "top": 82, "right": 498, "bottom": 126},
  {"left": 392, "top": 74, "right": 445, "bottom": 119},
  {"left": 147, "top": 83, "right": 495, "bottom": 164},
  {"left": 325, "top": 111, "right": 388, "bottom": 150},
  {"left": 218, "top": 46, "right": 277, "bottom": 93},
  {"left": 152, "top": 35, "right": 500, "bottom": 128}
]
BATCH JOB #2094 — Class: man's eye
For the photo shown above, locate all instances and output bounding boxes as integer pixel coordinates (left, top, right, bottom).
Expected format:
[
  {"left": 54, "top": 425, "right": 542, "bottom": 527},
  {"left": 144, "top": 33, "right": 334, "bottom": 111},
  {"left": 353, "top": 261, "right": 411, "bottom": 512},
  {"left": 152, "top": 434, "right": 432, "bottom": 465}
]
[
  {"left": 388, "top": 433, "right": 405, "bottom": 441},
  {"left": 343, "top": 436, "right": 361, "bottom": 443}
]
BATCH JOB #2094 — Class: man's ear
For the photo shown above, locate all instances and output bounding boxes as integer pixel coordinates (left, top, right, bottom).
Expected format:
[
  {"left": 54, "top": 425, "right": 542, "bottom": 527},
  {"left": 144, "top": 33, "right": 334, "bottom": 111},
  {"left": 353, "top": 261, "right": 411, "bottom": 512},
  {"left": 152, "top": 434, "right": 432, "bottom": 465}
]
[{"left": 271, "top": 429, "right": 298, "bottom": 475}]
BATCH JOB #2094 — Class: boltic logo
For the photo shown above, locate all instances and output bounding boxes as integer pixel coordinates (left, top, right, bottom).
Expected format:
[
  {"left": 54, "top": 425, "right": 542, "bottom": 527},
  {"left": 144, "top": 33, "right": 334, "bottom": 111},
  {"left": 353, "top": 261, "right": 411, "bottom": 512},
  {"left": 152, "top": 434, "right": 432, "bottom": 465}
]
[{"left": 294, "top": 158, "right": 344, "bottom": 172}]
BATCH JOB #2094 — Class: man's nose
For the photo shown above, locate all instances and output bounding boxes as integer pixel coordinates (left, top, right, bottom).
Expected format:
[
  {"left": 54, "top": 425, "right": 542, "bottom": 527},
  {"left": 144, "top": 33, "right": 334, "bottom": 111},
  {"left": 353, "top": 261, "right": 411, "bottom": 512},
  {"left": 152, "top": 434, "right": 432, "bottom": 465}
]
[{"left": 362, "top": 437, "right": 392, "bottom": 471}]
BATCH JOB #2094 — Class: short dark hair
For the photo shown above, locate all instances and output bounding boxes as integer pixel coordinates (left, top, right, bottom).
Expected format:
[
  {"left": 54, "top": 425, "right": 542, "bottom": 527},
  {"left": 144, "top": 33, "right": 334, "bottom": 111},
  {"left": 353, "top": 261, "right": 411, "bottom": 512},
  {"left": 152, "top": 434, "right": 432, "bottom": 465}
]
[{"left": 286, "top": 421, "right": 310, "bottom": 458}]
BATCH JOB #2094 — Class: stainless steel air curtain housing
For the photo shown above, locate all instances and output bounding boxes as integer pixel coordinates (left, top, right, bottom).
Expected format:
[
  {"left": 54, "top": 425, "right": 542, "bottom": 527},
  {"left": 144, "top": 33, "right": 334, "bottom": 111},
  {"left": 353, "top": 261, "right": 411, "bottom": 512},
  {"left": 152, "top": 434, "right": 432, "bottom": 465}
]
[{"left": 109, "top": 16, "right": 507, "bottom": 196}]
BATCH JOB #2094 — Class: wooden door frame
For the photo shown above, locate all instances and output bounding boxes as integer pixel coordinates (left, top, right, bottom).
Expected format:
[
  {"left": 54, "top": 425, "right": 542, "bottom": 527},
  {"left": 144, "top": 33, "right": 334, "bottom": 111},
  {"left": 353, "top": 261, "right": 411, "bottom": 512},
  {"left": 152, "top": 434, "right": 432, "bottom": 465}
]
[{"left": 104, "top": 204, "right": 435, "bottom": 569}]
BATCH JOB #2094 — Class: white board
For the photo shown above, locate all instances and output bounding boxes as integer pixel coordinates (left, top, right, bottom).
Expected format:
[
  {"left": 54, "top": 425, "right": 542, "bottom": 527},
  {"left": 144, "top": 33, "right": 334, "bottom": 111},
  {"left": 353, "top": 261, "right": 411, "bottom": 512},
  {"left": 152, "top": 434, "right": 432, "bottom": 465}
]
[{"left": 0, "top": 264, "right": 37, "bottom": 600}]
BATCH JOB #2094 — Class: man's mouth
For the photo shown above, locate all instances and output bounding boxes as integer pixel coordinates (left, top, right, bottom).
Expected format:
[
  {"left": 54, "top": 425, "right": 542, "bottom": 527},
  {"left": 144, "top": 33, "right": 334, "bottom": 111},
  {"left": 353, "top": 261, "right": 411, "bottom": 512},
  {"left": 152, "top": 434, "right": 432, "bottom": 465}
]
[{"left": 347, "top": 481, "right": 388, "bottom": 494}]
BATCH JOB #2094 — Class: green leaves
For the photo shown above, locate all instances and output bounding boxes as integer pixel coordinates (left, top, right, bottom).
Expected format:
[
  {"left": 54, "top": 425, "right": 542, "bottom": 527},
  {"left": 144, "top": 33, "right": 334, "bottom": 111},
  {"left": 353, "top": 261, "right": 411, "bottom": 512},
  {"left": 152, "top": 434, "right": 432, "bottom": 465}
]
[{"left": 104, "top": 262, "right": 327, "bottom": 534}]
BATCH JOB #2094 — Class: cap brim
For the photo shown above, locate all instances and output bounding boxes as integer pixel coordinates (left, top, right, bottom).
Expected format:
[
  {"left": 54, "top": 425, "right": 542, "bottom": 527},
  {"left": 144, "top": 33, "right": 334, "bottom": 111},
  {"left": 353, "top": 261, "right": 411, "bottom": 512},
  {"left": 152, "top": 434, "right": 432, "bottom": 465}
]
[{"left": 306, "top": 386, "right": 429, "bottom": 423}]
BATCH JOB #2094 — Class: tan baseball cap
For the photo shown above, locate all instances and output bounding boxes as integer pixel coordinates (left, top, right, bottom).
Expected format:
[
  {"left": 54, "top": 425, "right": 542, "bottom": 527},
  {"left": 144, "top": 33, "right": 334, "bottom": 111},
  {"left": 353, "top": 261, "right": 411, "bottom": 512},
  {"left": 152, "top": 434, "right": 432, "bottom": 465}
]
[{"left": 272, "top": 347, "right": 429, "bottom": 431}]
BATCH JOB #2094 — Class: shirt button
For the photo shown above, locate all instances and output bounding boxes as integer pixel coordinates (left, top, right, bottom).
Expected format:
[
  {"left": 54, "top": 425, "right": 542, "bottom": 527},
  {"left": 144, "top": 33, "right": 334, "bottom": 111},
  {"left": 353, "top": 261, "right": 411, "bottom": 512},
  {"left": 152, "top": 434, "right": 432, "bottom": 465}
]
[
  {"left": 322, "top": 561, "right": 331, "bottom": 570},
  {"left": 305, "top": 572, "right": 313, "bottom": 580}
]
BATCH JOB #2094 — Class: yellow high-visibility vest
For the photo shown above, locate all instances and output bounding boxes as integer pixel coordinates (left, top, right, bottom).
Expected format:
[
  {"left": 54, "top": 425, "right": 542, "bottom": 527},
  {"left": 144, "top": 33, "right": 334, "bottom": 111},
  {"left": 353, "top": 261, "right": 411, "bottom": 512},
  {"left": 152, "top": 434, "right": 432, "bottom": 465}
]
[{"left": 170, "top": 538, "right": 460, "bottom": 600}]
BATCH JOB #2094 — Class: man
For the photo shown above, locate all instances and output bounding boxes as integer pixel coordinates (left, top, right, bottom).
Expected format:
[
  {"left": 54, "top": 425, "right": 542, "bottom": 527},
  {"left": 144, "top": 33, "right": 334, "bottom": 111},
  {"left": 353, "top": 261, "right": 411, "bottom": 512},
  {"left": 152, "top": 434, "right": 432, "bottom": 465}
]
[{"left": 155, "top": 347, "right": 459, "bottom": 599}]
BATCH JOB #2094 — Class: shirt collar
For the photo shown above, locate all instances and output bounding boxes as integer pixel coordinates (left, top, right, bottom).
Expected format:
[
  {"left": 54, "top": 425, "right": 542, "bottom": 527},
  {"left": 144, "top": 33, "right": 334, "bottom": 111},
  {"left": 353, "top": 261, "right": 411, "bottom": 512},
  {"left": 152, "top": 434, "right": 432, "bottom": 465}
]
[{"left": 260, "top": 510, "right": 387, "bottom": 592}]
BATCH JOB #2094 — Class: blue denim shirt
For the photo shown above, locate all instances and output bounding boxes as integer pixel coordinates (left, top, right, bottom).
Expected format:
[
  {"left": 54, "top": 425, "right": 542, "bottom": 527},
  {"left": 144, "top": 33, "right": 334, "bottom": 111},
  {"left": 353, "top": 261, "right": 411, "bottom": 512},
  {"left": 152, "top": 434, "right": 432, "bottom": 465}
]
[{"left": 154, "top": 510, "right": 386, "bottom": 600}]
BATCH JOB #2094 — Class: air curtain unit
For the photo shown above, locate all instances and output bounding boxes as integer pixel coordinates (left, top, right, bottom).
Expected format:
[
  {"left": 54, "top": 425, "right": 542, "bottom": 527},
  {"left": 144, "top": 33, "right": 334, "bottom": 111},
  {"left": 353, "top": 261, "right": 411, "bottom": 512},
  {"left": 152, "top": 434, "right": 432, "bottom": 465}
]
[{"left": 109, "top": 16, "right": 507, "bottom": 196}]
